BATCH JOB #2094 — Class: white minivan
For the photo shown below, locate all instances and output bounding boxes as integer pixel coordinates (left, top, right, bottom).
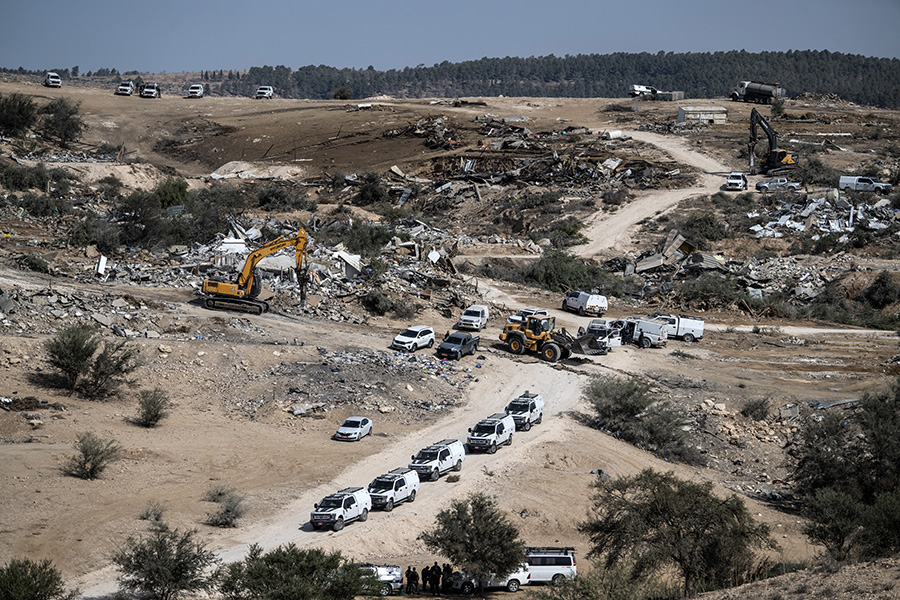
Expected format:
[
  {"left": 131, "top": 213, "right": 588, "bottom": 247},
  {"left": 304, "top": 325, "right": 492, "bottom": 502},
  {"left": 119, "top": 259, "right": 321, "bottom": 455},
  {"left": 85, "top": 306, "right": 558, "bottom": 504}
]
[
  {"left": 562, "top": 291, "right": 608, "bottom": 316},
  {"left": 525, "top": 547, "right": 577, "bottom": 583}
]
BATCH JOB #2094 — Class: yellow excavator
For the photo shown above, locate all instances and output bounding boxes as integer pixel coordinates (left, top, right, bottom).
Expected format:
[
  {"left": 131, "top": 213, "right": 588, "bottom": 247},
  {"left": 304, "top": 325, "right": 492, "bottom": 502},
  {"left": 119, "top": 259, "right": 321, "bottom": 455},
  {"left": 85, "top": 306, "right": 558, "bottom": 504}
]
[{"left": 201, "top": 229, "right": 308, "bottom": 315}]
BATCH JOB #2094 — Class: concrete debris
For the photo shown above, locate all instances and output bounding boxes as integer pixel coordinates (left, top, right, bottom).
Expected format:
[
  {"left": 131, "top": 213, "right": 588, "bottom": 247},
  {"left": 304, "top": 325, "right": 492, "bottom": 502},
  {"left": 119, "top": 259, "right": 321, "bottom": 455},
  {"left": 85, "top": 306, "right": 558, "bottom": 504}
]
[{"left": 748, "top": 191, "right": 895, "bottom": 238}]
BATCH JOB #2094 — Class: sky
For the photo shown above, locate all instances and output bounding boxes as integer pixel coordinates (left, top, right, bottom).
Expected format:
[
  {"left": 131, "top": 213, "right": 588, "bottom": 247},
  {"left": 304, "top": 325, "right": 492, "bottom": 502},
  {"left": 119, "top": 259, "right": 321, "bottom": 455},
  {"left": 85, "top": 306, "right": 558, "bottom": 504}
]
[{"left": 3, "top": 0, "right": 899, "bottom": 74}]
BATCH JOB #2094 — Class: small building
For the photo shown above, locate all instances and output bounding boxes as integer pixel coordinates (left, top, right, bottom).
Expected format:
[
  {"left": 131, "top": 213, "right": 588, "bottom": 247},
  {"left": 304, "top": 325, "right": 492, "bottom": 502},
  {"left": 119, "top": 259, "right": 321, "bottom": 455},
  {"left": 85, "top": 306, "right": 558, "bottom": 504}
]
[
  {"left": 677, "top": 106, "right": 727, "bottom": 125},
  {"left": 655, "top": 90, "right": 684, "bottom": 101}
]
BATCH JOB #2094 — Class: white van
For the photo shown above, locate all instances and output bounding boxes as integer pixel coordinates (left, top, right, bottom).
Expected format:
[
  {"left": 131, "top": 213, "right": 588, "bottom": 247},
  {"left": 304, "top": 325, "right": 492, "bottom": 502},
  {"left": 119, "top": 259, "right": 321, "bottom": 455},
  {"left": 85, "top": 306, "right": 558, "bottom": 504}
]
[
  {"left": 457, "top": 304, "right": 489, "bottom": 331},
  {"left": 43, "top": 72, "right": 62, "bottom": 88},
  {"left": 562, "top": 291, "right": 608, "bottom": 316},
  {"left": 525, "top": 547, "right": 577, "bottom": 583}
]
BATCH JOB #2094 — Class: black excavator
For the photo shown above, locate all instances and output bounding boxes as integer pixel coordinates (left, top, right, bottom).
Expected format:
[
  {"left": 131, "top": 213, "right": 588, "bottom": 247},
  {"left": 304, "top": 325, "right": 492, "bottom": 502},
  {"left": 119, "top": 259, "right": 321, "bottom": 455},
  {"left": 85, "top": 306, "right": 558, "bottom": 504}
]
[{"left": 749, "top": 107, "right": 799, "bottom": 175}]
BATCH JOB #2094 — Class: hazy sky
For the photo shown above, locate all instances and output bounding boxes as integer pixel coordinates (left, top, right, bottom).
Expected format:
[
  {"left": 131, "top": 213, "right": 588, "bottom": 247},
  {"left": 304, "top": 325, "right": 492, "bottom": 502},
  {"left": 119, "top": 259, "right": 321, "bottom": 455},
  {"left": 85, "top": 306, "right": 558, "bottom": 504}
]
[{"left": 4, "top": 0, "right": 899, "bottom": 74}]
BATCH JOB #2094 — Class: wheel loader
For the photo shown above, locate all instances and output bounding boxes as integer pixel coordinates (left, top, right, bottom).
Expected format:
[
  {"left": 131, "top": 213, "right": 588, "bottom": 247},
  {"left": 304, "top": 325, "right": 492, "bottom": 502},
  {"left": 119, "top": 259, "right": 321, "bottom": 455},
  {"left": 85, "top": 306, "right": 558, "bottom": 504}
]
[{"left": 499, "top": 315, "right": 607, "bottom": 362}]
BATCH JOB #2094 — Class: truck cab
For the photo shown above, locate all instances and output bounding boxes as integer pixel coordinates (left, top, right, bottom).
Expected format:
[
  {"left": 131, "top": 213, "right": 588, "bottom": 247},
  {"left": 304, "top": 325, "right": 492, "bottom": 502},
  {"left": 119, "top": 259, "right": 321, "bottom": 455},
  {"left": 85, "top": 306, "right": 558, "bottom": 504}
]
[
  {"left": 466, "top": 413, "right": 515, "bottom": 453},
  {"left": 310, "top": 487, "right": 372, "bottom": 531},
  {"left": 409, "top": 439, "right": 465, "bottom": 481}
]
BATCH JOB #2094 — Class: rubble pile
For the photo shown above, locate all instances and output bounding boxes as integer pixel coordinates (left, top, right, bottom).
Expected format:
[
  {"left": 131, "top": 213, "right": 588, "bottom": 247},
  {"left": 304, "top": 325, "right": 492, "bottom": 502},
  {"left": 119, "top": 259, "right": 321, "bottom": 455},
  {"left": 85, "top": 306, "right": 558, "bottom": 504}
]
[
  {"left": 736, "top": 254, "right": 855, "bottom": 300},
  {"left": 15, "top": 150, "right": 118, "bottom": 164},
  {"left": 792, "top": 92, "right": 857, "bottom": 108},
  {"left": 748, "top": 194, "right": 896, "bottom": 239},
  {"left": 383, "top": 116, "right": 465, "bottom": 151},
  {"left": 638, "top": 121, "right": 712, "bottom": 135},
  {"left": 233, "top": 347, "right": 482, "bottom": 419}
]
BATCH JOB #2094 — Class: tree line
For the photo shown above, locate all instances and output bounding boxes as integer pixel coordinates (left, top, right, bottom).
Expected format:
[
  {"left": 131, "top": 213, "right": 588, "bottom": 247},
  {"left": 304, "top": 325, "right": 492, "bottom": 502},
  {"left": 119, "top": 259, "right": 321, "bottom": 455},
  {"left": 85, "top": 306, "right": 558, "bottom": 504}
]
[{"left": 212, "top": 50, "right": 900, "bottom": 108}]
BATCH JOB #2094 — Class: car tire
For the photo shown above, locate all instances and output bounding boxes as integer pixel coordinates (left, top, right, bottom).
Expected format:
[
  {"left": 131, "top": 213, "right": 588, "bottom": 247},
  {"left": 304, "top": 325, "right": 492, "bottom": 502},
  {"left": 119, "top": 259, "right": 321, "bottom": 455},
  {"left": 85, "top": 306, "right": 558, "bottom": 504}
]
[
  {"left": 430, "top": 469, "right": 440, "bottom": 482},
  {"left": 332, "top": 518, "right": 344, "bottom": 531},
  {"left": 507, "top": 580, "right": 520, "bottom": 593},
  {"left": 462, "top": 582, "right": 475, "bottom": 595},
  {"left": 359, "top": 509, "right": 368, "bottom": 522},
  {"left": 408, "top": 489, "right": 416, "bottom": 502},
  {"left": 471, "top": 344, "right": 478, "bottom": 355},
  {"left": 552, "top": 574, "right": 565, "bottom": 584},
  {"left": 380, "top": 584, "right": 393, "bottom": 596},
  {"left": 639, "top": 336, "right": 651, "bottom": 349},
  {"left": 427, "top": 339, "right": 434, "bottom": 348},
  {"left": 385, "top": 499, "right": 394, "bottom": 512},
  {"left": 506, "top": 434, "right": 513, "bottom": 446},
  {"left": 489, "top": 443, "right": 497, "bottom": 454},
  {"left": 561, "top": 300, "right": 567, "bottom": 311},
  {"left": 453, "top": 460, "right": 462, "bottom": 472},
  {"left": 683, "top": 333, "right": 695, "bottom": 343},
  {"left": 578, "top": 306, "right": 585, "bottom": 316},
  {"left": 523, "top": 421, "right": 531, "bottom": 432}
]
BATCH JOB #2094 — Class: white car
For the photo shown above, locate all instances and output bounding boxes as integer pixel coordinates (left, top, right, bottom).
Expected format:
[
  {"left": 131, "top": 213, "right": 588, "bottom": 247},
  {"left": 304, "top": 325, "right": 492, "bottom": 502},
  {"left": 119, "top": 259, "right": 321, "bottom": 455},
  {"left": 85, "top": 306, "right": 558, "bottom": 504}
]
[
  {"left": 187, "top": 84, "right": 204, "bottom": 98},
  {"left": 43, "top": 72, "right": 62, "bottom": 88},
  {"left": 457, "top": 304, "right": 490, "bottom": 331},
  {"left": 390, "top": 325, "right": 435, "bottom": 352},
  {"left": 452, "top": 564, "right": 531, "bottom": 594},
  {"left": 255, "top": 85, "right": 274, "bottom": 99},
  {"left": 725, "top": 172, "right": 748, "bottom": 191},
  {"left": 562, "top": 291, "right": 608, "bottom": 316},
  {"left": 507, "top": 307, "right": 549, "bottom": 325},
  {"left": 140, "top": 82, "right": 161, "bottom": 98},
  {"left": 115, "top": 81, "right": 134, "bottom": 96},
  {"left": 333, "top": 416, "right": 372, "bottom": 441}
]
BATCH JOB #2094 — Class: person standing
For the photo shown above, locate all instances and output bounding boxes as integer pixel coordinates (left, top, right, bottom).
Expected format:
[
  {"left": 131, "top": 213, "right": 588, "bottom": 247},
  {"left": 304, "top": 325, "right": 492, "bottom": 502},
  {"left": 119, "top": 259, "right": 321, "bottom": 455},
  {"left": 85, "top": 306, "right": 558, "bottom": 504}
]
[
  {"left": 430, "top": 562, "right": 440, "bottom": 595},
  {"left": 441, "top": 564, "right": 452, "bottom": 593},
  {"left": 406, "top": 566, "right": 416, "bottom": 594},
  {"left": 420, "top": 565, "right": 429, "bottom": 594}
]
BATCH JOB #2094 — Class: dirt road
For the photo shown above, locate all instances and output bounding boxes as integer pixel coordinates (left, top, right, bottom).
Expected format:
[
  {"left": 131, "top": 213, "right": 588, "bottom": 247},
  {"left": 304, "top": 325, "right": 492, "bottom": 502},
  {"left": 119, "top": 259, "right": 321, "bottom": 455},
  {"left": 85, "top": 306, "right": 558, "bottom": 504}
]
[{"left": 572, "top": 131, "right": 731, "bottom": 258}]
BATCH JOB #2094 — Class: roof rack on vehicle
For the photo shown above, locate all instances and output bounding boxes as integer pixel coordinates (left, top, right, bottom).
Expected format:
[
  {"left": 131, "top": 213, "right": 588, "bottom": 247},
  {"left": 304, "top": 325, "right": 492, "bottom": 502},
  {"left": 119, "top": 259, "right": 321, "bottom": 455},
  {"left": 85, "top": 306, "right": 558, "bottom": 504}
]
[
  {"left": 338, "top": 487, "right": 363, "bottom": 494},
  {"left": 525, "top": 546, "right": 576, "bottom": 554}
]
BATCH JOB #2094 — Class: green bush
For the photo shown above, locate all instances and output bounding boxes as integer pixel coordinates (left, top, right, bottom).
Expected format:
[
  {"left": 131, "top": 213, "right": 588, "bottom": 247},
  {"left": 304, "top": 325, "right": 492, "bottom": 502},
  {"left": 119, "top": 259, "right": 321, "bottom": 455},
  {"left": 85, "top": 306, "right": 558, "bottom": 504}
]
[
  {"left": 794, "top": 155, "right": 839, "bottom": 186},
  {"left": 139, "top": 500, "right": 166, "bottom": 522},
  {"left": 45, "top": 325, "right": 101, "bottom": 391},
  {"left": 357, "top": 172, "right": 389, "bottom": 205},
  {"left": 40, "top": 97, "right": 86, "bottom": 147},
  {"left": 63, "top": 432, "right": 122, "bottom": 480},
  {"left": 0, "top": 163, "right": 51, "bottom": 192},
  {"left": 256, "top": 186, "right": 316, "bottom": 212},
  {"left": 741, "top": 398, "right": 770, "bottom": 421},
  {"left": 582, "top": 375, "right": 695, "bottom": 463},
  {"left": 22, "top": 253, "right": 51, "bottom": 274},
  {"left": 153, "top": 178, "right": 189, "bottom": 208},
  {"left": 362, "top": 289, "right": 394, "bottom": 315},
  {"left": 136, "top": 388, "right": 172, "bottom": 428},
  {"left": 858, "top": 271, "right": 900, "bottom": 309},
  {"left": 676, "top": 212, "right": 731, "bottom": 249},
  {"left": 0, "top": 93, "right": 38, "bottom": 137},
  {"left": 332, "top": 86, "right": 353, "bottom": 100},
  {"left": 69, "top": 217, "right": 121, "bottom": 254},
  {"left": 82, "top": 340, "right": 141, "bottom": 399},
  {"left": 678, "top": 273, "right": 740, "bottom": 307},
  {"left": 205, "top": 492, "right": 248, "bottom": 528},
  {"left": 0, "top": 557, "right": 77, "bottom": 600},
  {"left": 202, "top": 484, "right": 237, "bottom": 503},
  {"left": 519, "top": 191, "right": 561, "bottom": 209}
]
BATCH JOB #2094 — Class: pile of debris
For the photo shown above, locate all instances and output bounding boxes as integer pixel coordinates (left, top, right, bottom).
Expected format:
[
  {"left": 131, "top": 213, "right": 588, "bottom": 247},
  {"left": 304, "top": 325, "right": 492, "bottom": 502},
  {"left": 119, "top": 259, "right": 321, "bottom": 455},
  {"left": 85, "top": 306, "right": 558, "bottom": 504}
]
[
  {"left": 792, "top": 92, "right": 857, "bottom": 108},
  {"left": 638, "top": 121, "right": 712, "bottom": 135},
  {"left": 748, "top": 193, "right": 895, "bottom": 239},
  {"left": 384, "top": 116, "right": 465, "bottom": 151}
]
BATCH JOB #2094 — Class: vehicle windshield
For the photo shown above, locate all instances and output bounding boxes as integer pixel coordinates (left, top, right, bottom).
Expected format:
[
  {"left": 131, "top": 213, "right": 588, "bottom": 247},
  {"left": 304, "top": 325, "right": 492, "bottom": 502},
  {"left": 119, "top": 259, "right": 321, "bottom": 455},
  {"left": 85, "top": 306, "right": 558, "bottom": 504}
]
[
  {"left": 398, "top": 329, "right": 417, "bottom": 338},
  {"left": 414, "top": 450, "right": 437, "bottom": 461},
  {"left": 463, "top": 310, "right": 481, "bottom": 317},
  {"left": 445, "top": 334, "right": 466, "bottom": 344},
  {"left": 507, "top": 401, "right": 530, "bottom": 412},
  {"left": 342, "top": 419, "right": 363, "bottom": 428},
  {"left": 369, "top": 478, "right": 393, "bottom": 491},
  {"left": 473, "top": 424, "right": 495, "bottom": 435},
  {"left": 317, "top": 498, "right": 342, "bottom": 509}
]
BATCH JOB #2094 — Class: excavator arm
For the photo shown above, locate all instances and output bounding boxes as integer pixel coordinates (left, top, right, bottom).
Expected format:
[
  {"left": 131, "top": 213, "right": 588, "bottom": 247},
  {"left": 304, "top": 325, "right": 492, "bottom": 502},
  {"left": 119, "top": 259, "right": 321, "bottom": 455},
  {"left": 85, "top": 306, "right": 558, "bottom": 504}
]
[
  {"left": 236, "top": 231, "right": 309, "bottom": 293},
  {"left": 749, "top": 107, "right": 798, "bottom": 174}
]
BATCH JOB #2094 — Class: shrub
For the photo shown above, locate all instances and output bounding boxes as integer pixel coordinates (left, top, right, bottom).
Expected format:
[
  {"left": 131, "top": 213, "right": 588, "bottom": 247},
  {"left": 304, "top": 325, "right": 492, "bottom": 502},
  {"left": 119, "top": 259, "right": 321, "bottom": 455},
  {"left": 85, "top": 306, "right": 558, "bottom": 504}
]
[
  {"left": 153, "top": 178, "right": 189, "bottom": 208},
  {"left": 802, "top": 488, "right": 861, "bottom": 561},
  {"left": 858, "top": 271, "right": 900, "bottom": 309},
  {"left": 0, "top": 163, "right": 51, "bottom": 192},
  {"left": 582, "top": 375, "right": 694, "bottom": 462},
  {"left": 45, "top": 325, "right": 101, "bottom": 391},
  {"left": 0, "top": 93, "right": 38, "bottom": 137},
  {"left": 136, "top": 388, "right": 172, "bottom": 428},
  {"left": 22, "top": 253, "right": 51, "bottom": 274},
  {"left": 770, "top": 98, "right": 785, "bottom": 119},
  {"left": 203, "top": 484, "right": 237, "bottom": 503},
  {"left": 113, "top": 522, "right": 218, "bottom": 600},
  {"left": 63, "top": 432, "right": 122, "bottom": 480},
  {"left": 362, "top": 289, "right": 394, "bottom": 315},
  {"left": 13, "top": 192, "right": 64, "bottom": 218},
  {"left": 795, "top": 155, "right": 839, "bottom": 186},
  {"left": 82, "top": 340, "right": 141, "bottom": 399},
  {"left": 0, "top": 557, "right": 77, "bottom": 600},
  {"left": 678, "top": 273, "right": 741, "bottom": 307},
  {"left": 139, "top": 500, "right": 166, "bottom": 522},
  {"left": 519, "top": 191, "right": 561, "bottom": 209},
  {"left": 357, "top": 172, "right": 389, "bottom": 205},
  {"left": 206, "top": 492, "right": 248, "bottom": 528},
  {"left": 69, "top": 217, "right": 121, "bottom": 254},
  {"left": 392, "top": 301, "right": 418, "bottom": 320},
  {"left": 40, "top": 97, "right": 86, "bottom": 147},
  {"left": 676, "top": 212, "right": 731, "bottom": 249},
  {"left": 741, "top": 398, "right": 771, "bottom": 421},
  {"left": 256, "top": 186, "right": 316, "bottom": 212},
  {"left": 332, "top": 86, "right": 353, "bottom": 100}
]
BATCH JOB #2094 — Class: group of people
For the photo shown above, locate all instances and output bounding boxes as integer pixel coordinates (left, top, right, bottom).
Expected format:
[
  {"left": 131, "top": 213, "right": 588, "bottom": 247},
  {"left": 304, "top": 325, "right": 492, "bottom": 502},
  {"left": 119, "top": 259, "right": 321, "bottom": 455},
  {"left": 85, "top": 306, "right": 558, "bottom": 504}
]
[{"left": 405, "top": 563, "right": 453, "bottom": 595}]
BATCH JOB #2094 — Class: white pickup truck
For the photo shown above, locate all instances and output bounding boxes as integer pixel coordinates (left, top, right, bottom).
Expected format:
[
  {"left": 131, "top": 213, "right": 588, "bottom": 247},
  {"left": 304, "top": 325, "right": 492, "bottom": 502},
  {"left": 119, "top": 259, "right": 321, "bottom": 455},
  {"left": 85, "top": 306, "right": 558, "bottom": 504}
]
[
  {"left": 255, "top": 86, "right": 274, "bottom": 99},
  {"left": 646, "top": 313, "right": 704, "bottom": 342}
]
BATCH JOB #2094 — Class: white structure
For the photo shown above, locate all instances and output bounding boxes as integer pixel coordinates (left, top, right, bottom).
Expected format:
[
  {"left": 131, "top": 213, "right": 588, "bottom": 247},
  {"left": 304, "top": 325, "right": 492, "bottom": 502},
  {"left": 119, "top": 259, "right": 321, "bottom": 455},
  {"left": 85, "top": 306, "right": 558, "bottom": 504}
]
[{"left": 677, "top": 106, "right": 727, "bottom": 125}]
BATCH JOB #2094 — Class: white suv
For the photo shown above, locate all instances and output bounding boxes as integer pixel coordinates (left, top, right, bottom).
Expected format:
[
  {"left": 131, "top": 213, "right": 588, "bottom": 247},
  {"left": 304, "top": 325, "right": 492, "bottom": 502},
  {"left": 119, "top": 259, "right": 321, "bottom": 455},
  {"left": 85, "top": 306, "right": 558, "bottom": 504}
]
[
  {"left": 115, "top": 81, "right": 134, "bottom": 96},
  {"left": 409, "top": 439, "right": 465, "bottom": 481},
  {"left": 310, "top": 487, "right": 371, "bottom": 531},
  {"left": 368, "top": 468, "right": 419, "bottom": 511},
  {"left": 452, "top": 564, "right": 531, "bottom": 594},
  {"left": 140, "top": 82, "right": 161, "bottom": 98},
  {"left": 457, "top": 304, "right": 490, "bottom": 331},
  {"left": 255, "top": 85, "right": 274, "bottom": 99},
  {"left": 524, "top": 547, "right": 576, "bottom": 583},
  {"left": 505, "top": 391, "right": 544, "bottom": 431},
  {"left": 390, "top": 325, "right": 435, "bottom": 352},
  {"left": 466, "top": 413, "right": 515, "bottom": 453},
  {"left": 188, "top": 84, "right": 204, "bottom": 98},
  {"left": 361, "top": 564, "right": 404, "bottom": 596}
]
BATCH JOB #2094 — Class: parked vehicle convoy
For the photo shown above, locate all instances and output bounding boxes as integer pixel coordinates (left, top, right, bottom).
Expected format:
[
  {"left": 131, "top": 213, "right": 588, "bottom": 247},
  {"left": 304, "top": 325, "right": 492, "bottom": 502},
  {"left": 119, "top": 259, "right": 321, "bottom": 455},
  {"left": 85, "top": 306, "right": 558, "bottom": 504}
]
[
  {"left": 43, "top": 72, "right": 62, "bottom": 87},
  {"left": 115, "top": 81, "right": 134, "bottom": 96},
  {"left": 500, "top": 315, "right": 606, "bottom": 362},
  {"left": 466, "top": 413, "right": 515, "bottom": 454},
  {"left": 755, "top": 177, "right": 803, "bottom": 192},
  {"left": 505, "top": 391, "right": 544, "bottom": 431},
  {"left": 839, "top": 175, "right": 893, "bottom": 195},
  {"left": 391, "top": 325, "right": 435, "bottom": 352},
  {"left": 255, "top": 85, "right": 274, "bottom": 99},
  {"left": 525, "top": 547, "right": 577, "bottom": 583},
  {"left": 452, "top": 564, "right": 531, "bottom": 594},
  {"left": 333, "top": 416, "right": 372, "bottom": 441},
  {"left": 202, "top": 229, "right": 308, "bottom": 314},
  {"left": 646, "top": 313, "right": 705, "bottom": 342},
  {"left": 561, "top": 290, "right": 608, "bottom": 316},
  {"left": 408, "top": 439, "right": 465, "bottom": 481},
  {"left": 187, "top": 84, "right": 204, "bottom": 98},
  {"left": 310, "top": 487, "right": 371, "bottom": 531},
  {"left": 749, "top": 107, "right": 798, "bottom": 175},
  {"left": 507, "top": 307, "right": 549, "bottom": 325},
  {"left": 140, "top": 82, "right": 161, "bottom": 98},
  {"left": 730, "top": 80, "right": 786, "bottom": 104},
  {"left": 436, "top": 332, "right": 479, "bottom": 360},
  {"left": 367, "top": 468, "right": 419, "bottom": 511},
  {"left": 725, "top": 171, "right": 748, "bottom": 191},
  {"left": 360, "top": 563, "right": 404, "bottom": 596},
  {"left": 457, "top": 304, "right": 490, "bottom": 331}
]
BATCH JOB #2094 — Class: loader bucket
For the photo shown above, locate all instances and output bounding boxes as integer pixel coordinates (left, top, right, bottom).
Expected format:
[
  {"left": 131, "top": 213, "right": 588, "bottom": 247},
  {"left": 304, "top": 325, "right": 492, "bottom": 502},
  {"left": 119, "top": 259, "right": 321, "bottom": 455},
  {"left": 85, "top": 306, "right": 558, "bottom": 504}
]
[{"left": 570, "top": 334, "right": 607, "bottom": 356}]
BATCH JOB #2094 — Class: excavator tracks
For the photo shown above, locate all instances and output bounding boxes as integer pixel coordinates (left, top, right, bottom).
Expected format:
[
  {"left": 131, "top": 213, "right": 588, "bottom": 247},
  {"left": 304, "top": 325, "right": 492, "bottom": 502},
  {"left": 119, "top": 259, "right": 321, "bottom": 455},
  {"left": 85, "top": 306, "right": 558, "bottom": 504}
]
[{"left": 203, "top": 296, "right": 269, "bottom": 315}]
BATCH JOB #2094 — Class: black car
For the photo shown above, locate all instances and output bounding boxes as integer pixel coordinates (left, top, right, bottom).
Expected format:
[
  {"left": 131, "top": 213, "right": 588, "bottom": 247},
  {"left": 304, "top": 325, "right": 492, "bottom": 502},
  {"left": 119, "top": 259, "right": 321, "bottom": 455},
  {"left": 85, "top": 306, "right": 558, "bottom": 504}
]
[{"left": 436, "top": 333, "right": 479, "bottom": 360}]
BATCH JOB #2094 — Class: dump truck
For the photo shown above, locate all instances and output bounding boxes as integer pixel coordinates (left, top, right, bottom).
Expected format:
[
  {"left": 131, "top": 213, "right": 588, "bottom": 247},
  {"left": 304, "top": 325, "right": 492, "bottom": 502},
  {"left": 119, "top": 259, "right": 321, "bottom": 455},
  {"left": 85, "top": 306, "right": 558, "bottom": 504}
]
[
  {"left": 730, "top": 81, "right": 786, "bottom": 104},
  {"left": 499, "top": 315, "right": 606, "bottom": 362}
]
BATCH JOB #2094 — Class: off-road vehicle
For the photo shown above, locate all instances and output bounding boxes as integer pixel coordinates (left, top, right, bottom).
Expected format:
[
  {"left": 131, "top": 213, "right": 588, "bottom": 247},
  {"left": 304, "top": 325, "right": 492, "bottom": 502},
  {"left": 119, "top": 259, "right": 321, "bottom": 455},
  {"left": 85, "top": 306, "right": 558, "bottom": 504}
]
[
  {"left": 368, "top": 468, "right": 419, "bottom": 511},
  {"left": 309, "top": 487, "right": 371, "bottom": 531},
  {"left": 524, "top": 547, "right": 577, "bottom": 583},
  {"left": 505, "top": 391, "right": 544, "bottom": 431},
  {"left": 408, "top": 439, "right": 464, "bottom": 481},
  {"left": 466, "top": 413, "right": 515, "bottom": 453}
]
